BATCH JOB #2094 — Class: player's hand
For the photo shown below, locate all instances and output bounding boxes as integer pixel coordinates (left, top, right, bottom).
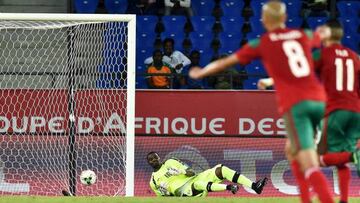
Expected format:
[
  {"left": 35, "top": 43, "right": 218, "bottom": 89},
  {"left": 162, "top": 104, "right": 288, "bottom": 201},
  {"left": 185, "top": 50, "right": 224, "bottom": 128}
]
[
  {"left": 316, "top": 25, "right": 331, "bottom": 40},
  {"left": 257, "top": 78, "right": 274, "bottom": 90},
  {"left": 189, "top": 67, "right": 203, "bottom": 80}
]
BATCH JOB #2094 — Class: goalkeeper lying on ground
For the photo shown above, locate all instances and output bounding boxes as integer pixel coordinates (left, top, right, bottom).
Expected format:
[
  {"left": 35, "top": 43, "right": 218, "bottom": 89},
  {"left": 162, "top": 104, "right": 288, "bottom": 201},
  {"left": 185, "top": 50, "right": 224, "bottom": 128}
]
[{"left": 147, "top": 151, "right": 268, "bottom": 197}]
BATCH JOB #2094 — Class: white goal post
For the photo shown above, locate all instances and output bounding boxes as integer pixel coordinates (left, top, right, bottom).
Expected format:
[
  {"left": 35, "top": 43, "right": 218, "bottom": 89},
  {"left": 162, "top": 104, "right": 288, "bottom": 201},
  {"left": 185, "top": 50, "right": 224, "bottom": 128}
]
[{"left": 0, "top": 13, "right": 135, "bottom": 196}]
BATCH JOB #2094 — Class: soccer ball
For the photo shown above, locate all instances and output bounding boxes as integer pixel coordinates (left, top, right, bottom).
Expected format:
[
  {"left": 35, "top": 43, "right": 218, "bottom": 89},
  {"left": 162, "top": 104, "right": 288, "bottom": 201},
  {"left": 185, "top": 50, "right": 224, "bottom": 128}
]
[{"left": 80, "top": 170, "right": 97, "bottom": 185}]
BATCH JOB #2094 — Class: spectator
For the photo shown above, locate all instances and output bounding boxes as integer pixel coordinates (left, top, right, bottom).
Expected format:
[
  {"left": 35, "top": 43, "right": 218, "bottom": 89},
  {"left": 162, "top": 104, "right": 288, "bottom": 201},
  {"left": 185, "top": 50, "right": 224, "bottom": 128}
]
[
  {"left": 127, "top": 0, "right": 162, "bottom": 15},
  {"left": 164, "top": 0, "right": 193, "bottom": 17},
  {"left": 208, "top": 55, "right": 247, "bottom": 89},
  {"left": 145, "top": 38, "right": 191, "bottom": 88},
  {"left": 146, "top": 50, "right": 174, "bottom": 89},
  {"left": 187, "top": 50, "right": 204, "bottom": 89}
]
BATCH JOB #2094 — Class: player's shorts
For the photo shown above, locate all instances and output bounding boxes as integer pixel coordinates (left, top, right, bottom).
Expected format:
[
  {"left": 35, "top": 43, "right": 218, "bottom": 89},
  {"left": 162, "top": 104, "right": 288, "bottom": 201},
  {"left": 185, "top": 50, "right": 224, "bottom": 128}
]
[
  {"left": 320, "top": 110, "right": 360, "bottom": 153},
  {"left": 177, "top": 164, "right": 223, "bottom": 197},
  {"left": 282, "top": 100, "right": 325, "bottom": 154}
]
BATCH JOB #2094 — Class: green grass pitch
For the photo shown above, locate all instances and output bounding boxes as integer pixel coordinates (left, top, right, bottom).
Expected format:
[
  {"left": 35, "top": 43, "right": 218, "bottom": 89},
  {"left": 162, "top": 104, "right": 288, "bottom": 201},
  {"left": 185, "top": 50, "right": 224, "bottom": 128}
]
[{"left": 0, "top": 197, "right": 359, "bottom": 203}]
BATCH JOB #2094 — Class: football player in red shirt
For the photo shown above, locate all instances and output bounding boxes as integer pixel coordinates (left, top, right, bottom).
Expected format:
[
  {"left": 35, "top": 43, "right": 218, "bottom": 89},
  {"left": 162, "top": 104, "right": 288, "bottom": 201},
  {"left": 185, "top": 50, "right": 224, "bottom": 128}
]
[
  {"left": 314, "top": 20, "right": 360, "bottom": 203},
  {"left": 189, "top": 1, "right": 334, "bottom": 203}
]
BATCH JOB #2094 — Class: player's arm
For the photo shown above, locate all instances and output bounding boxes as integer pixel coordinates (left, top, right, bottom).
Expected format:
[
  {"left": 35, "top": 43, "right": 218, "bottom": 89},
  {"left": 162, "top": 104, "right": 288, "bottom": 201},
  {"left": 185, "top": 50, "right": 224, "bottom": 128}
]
[
  {"left": 190, "top": 39, "right": 261, "bottom": 79},
  {"left": 305, "top": 26, "right": 331, "bottom": 48},
  {"left": 150, "top": 178, "right": 164, "bottom": 196},
  {"left": 312, "top": 49, "right": 322, "bottom": 71}
]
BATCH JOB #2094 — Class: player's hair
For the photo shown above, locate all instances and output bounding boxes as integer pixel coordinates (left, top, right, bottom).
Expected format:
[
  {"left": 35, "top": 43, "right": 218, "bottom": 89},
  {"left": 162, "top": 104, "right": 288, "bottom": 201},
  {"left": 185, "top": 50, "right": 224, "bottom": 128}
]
[
  {"left": 163, "top": 38, "right": 175, "bottom": 47},
  {"left": 152, "top": 49, "right": 162, "bottom": 57},
  {"left": 146, "top": 151, "right": 158, "bottom": 159},
  {"left": 325, "top": 19, "right": 343, "bottom": 42}
]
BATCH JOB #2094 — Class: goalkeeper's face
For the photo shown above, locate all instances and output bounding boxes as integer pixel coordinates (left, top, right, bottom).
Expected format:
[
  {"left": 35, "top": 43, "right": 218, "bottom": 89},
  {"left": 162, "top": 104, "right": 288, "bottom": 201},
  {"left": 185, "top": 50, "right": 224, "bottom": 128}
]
[{"left": 147, "top": 152, "right": 161, "bottom": 169}]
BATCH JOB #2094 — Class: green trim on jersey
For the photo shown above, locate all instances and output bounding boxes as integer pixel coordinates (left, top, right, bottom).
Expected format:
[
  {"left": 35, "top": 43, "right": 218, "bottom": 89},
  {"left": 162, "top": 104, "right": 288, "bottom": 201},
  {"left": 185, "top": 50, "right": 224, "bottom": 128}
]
[
  {"left": 304, "top": 29, "right": 313, "bottom": 39},
  {"left": 312, "top": 49, "right": 321, "bottom": 61},
  {"left": 248, "top": 38, "right": 260, "bottom": 48}
]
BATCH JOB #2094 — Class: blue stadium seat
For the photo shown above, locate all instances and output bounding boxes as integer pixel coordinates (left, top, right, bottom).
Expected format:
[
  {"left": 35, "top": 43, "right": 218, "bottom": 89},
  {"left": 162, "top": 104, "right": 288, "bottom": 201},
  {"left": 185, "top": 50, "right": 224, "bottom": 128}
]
[
  {"left": 74, "top": 0, "right": 99, "bottom": 13},
  {"left": 162, "top": 16, "right": 187, "bottom": 33},
  {"left": 306, "top": 17, "right": 329, "bottom": 29},
  {"left": 192, "top": 0, "right": 215, "bottom": 16},
  {"left": 199, "top": 52, "right": 213, "bottom": 67},
  {"left": 245, "top": 60, "right": 267, "bottom": 74},
  {"left": 337, "top": 1, "right": 360, "bottom": 17},
  {"left": 219, "top": 0, "right": 244, "bottom": 17},
  {"left": 246, "top": 32, "right": 262, "bottom": 40},
  {"left": 220, "top": 16, "right": 244, "bottom": 35},
  {"left": 137, "top": 15, "right": 158, "bottom": 34},
  {"left": 284, "top": 0, "right": 302, "bottom": 17},
  {"left": 190, "top": 16, "right": 215, "bottom": 32},
  {"left": 136, "top": 32, "right": 156, "bottom": 50},
  {"left": 218, "top": 32, "right": 242, "bottom": 54},
  {"left": 189, "top": 32, "right": 213, "bottom": 52},
  {"left": 104, "top": 0, "right": 127, "bottom": 14},
  {"left": 249, "top": 17, "right": 265, "bottom": 34},
  {"left": 286, "top": 17, "right": 303, "bottom": 28},
  {"left": 338, "top": 17, "right": 359, "bottom": 35},
  {"left": 243, "top": 77, "right": 262, "bottom": 90},
  {"left": 161, "top": 31, "right": 185, "bottom": 51},
  {"left": 136, "top": 76, "right": 148, "bottom": 89},
  {"left": 250, "top": 0, "right": 267, "bottom": 17},
  {"left": 136, "top": 47, "right": 152, "bottom": 73},
  {"left": 342, "top": 35, "right": 359, "bottom": 53}
]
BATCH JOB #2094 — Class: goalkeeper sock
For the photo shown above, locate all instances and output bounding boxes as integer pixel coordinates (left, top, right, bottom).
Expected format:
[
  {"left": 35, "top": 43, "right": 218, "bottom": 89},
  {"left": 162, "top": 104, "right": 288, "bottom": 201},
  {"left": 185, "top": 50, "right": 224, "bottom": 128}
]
[
  {"left": 221, "top": 166, "right": 252, "bottom": 188},
  {"left": 193, "top": 181, "right": 227, "bottom": 192}
]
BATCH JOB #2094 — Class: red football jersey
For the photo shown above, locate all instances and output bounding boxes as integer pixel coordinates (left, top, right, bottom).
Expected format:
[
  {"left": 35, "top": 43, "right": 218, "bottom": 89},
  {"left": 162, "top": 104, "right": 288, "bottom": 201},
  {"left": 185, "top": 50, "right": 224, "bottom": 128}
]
[
  {"left": 236, "top": 28, "right": 326, "bottom": 115},
  {"left": 315, "top": 44, "right": 360, "bottom": 115}
]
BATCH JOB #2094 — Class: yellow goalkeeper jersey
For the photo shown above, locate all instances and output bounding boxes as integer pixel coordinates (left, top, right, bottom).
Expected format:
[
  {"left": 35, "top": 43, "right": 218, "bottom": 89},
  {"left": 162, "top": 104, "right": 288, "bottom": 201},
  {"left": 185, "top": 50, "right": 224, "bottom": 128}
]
[{"left": 149, "top": 158, "right": 193, "bottom": 196}]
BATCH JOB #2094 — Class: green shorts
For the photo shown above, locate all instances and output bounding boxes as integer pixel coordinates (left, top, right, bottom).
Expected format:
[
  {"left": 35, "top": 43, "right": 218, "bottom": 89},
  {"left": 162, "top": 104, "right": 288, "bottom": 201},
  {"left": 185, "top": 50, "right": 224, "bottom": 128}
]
[
  {"left": 179, "top": 164, "right": 222, "bottom": 197},
  {"left": 321, "top": 110, "right": 360, "bottom": 153},
  {"left": 283, "top": 100, "right": 325, "bottom": 154}
]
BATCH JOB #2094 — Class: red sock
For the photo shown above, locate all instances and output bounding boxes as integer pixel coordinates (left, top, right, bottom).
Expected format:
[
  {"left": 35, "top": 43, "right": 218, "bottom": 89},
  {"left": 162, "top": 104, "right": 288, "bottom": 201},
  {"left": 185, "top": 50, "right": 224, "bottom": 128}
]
[
  {"left": 321, "top": 152, "right": 352, "bottom": 166},
  {"left": 337, "top": 164, "right": 350, "bottom": 203},
  {"left": 305, "top": 168, "right": 334, "bottom": 203},
  {"left": 291, "top": 160, "right": 311, "bottom": 203}
]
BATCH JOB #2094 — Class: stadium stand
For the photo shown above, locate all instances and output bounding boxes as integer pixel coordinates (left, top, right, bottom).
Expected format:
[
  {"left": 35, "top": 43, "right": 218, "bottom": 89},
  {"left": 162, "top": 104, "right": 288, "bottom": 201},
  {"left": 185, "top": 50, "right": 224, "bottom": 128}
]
[
  {"left": 104, "top": 0, "right": 127, "bottom": 14},
  {"left": 190, "top": 16, "right": 215, "bottom": 32},
  {"left": 191, "top": 0, "right": 216, "bottom": 16},
  {"left": 74, "top": 0, "right": 98, "bottom": 13},
  {"left": 219, "top": 0, "right": 245, "bottom": 17}
]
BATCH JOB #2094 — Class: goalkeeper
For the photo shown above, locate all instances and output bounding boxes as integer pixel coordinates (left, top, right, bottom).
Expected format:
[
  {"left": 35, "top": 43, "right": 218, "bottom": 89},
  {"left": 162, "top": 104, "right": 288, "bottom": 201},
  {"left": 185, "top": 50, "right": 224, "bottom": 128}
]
[{"left": 147, "top": 151, "right": 268, "bottom": 197}]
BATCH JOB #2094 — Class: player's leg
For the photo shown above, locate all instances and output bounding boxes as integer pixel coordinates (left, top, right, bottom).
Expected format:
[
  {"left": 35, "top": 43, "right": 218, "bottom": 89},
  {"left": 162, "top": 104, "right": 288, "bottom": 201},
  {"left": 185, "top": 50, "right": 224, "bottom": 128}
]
[
  {"left": 283, "top": 101, "right": 333, "bottom": 203},
  {"left": 192, "top": 180, "right": 238, "bottom": 195},
  {"left": 191, "top": 166, "right": 239, "bottom": 195},
  {"left": 348, "top": 112, "right": 360, "bottom": 177},
  {"left": 286, "top": 139, "right": 311, "bottom": 203},
  {"left": 213, "top": 165, "right": 267, "bottom": 194},
  {"left": 317, "top": 111, "right": 352, "bottom": 203},
  {"left": 319, "top": 112, "right": 353, "bottom": 167}
]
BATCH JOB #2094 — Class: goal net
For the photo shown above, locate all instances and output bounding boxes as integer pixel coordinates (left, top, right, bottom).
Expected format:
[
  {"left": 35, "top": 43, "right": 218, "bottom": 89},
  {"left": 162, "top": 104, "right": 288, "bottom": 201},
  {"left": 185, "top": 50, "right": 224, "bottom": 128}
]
[{"left": 0, "top": 14, "right": 135, "bottom": 196}]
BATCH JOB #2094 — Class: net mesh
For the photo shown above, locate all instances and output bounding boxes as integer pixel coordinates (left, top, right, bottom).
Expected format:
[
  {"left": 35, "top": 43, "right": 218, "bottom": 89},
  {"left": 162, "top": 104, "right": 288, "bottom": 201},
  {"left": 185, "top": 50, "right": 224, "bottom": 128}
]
[{"left": 0, "top": 20, "right": 129, "bottom": 196}]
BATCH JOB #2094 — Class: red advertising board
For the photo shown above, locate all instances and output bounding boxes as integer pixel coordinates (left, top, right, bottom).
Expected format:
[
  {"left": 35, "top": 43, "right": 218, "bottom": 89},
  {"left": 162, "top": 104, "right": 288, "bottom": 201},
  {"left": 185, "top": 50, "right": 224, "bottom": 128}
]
[
  {"left": 136, "top": 90, "right": 284, "bottom": 136},
  {"left": 0, "top": 90, "right": 282, "bottom": 136},
  {"left": 0, "top": 89, "right": 359, "bottom": 197}
]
